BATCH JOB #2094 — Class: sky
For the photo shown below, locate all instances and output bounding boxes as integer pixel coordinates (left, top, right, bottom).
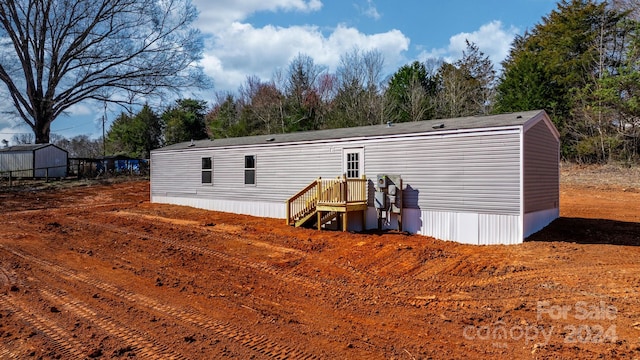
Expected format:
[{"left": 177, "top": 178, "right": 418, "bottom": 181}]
[{"left": 0, "top": 0, "right": 559, "bottom": 143}]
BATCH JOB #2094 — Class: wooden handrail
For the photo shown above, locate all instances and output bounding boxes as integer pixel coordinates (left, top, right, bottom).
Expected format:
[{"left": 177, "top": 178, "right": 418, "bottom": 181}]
[
  {"left": 286, "top": 175, "right": 368, "bottom": 227},
  {"left": 285, "top": 178, "right": 320, "bottom": 225}
]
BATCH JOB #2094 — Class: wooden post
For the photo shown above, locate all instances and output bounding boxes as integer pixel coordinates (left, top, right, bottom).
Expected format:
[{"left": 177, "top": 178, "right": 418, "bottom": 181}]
[
  {"left": 285, "top": 199, "right": 290, "bottom": 225},
  {"left": 343, "top": 176, "right": 348, "bottom": 205},
  {"left": 9, "top": 171, "right": 12, "bottom": 187},
  {"left": 342, "top": 211, "right": 348, "bottom": 232},
  {"left": 316, "top": 178, "right": 322, "bottom": 231},
  {"left": 361, "top": 174, "right": 367, "bottom": 232},
  {"left": 45, "top": 168, "right": 49, "bottom": 182},
  {"left": 397, "top": 178, "right": 403, "bottom": 232}
]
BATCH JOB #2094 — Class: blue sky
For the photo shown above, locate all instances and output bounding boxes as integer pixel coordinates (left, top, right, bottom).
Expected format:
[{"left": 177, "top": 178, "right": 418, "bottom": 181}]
[{"left": 0, "top": 0, "right": 559, "bottom": 143}]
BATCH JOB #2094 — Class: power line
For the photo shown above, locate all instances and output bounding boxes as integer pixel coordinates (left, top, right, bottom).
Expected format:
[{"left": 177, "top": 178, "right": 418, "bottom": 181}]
[{"left": 0, "top": 131, "right": 32, "bottom": 135}]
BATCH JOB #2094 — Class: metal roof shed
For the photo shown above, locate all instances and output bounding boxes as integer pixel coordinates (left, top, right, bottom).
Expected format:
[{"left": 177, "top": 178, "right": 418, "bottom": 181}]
[
  {"left": 0, "top": 144, "right": 68, "bottom": 178},
  {"left": 150, "top": 110, "right": 560, "bottom": 245}
]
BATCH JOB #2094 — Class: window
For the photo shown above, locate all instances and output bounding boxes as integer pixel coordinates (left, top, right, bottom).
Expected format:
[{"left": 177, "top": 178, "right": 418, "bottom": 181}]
[
  {"left": 343, "top": 148, "right": 363, "bottom": 178},
  {"left": 244, "top": 155, "right": 256, "bottom": 185},
  {"left": 201, "top": 157, "right": 212, "bottom": 184},
  {"left": 346, "top": 152, "right": 359, "bottom": 178}
]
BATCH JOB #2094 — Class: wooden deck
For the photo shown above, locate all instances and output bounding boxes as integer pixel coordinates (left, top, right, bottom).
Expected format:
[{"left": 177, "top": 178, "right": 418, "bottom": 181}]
[{"left": 286, "top": 175, "right": 368, "bottom": 231}]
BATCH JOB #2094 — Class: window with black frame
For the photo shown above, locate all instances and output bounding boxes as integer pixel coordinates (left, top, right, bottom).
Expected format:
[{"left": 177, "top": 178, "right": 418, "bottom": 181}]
[
  {"left": 201, "top": 157, "right": 212, "bottom": 184},
  {"left": 244, "top": 155, "right": 255, "bottom": 185}
]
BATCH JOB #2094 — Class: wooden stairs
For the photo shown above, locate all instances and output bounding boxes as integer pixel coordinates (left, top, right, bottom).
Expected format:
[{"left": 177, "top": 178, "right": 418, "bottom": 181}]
[{"left": 286, "top": 175, "right": 368, "bottom": 231}]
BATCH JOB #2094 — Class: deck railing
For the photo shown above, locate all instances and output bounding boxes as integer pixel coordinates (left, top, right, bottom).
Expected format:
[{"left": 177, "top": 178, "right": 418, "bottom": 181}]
[
  {"left": 317, "top": 176, "right": 367, "bottom": 205},
  {"left": 286, "top": 180, "right": 319, "bottom": 226},
  {"left": 286, "top": 175, "right": 368, "bottom": 226}
]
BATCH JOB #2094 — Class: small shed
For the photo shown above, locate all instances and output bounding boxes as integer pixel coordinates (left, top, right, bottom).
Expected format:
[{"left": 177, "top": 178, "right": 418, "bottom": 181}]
[
  {"left": 0, "top": 144, "right": 68, "bottom": 178},
  {"left": 150, "top": 110, "right": 560, "bottom": 245}
]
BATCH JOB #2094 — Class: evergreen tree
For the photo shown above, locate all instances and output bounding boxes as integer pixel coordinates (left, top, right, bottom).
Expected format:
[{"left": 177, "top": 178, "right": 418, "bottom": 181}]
[
  {"left": 495, "top": 0, "right": 629, "bottom": 161},
  {"left": 163, "top": 99, "right": 208, "bottom": 145},
  {"left": 206, "top": 94, "right": 246, "bottom": 139},
  {"left": 106, "top": 105, "right": 163, "bottom": 158},
  {"left": 385, "top": 61, "right": 435, "bottom": 122}
]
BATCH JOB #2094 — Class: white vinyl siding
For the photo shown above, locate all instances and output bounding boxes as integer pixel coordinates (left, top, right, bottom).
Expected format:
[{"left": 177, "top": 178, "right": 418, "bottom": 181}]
[
  {"left": 152, "top": 144, "right": 343, "bottom": 203},
  {"left": 364, "top": 131, "right": 521, "bottom": 215},
  {"left": 524, "top": 121, "right": 559, "bottom": 213},
  {"left": 151, "top": 130, "right": 521, "bottom": 215}
]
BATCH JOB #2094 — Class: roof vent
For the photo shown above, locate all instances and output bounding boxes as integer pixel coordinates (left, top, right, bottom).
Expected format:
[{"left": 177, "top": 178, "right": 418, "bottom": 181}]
[
  {"left": 432, "top": 123, "right": 445, "bottom": 129},
  {"left": 266, "top": 137, "right": 275, "bottom": 142},
  {"left": 386, "top": 121, "right": 393, "bottom": 127},
  {"left": 517, "top": 115, "right": 523, "bottom": 119},
  {"left": 188, "top": 139, "right": 195, "bottom": 147},
  {"left": 1, "top": 139, "right": 8, "bottom": 148}
]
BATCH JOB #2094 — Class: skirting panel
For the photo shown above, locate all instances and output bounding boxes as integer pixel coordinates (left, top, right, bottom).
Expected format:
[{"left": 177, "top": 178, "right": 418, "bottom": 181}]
[
  {"left": 478, "top": 213, "right": 522, "bottom": 245},
  {"left": 152, "top": 196, "right": 528, "bottom": 245},
  {"left": 365, "top": 208, "right": 523, "bottom": 245},
  {"left": 420, "top": 210, "right": 522, "bottom": 245},
  {"left": 524, "top": 208, "right": 559, "bottom": 238},
  {"left": 152, "top": 195, "right": 285, "bottom": 219}
]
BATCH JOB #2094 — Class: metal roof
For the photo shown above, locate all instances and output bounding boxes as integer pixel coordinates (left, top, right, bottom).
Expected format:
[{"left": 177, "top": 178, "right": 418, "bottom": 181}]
[
  {"left": 155, "top": 110, "right": 547, "bottom": 152},
  {"left": 0, "top": 143, "right": 55, "bottom": 152}
]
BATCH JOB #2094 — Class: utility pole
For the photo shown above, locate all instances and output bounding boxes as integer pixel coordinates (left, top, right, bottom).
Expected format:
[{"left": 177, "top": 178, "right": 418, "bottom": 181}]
[{"left": 102, "top": 102, "right": 107, "bottom": 157}]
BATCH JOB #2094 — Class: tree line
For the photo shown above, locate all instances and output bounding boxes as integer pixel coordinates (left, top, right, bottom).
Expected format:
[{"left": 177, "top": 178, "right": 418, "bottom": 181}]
[
  {"left": 10, "top": 0, "right": 639, "bottom": 164},
  {"left": 98, "top": 41, "right": 495, "bottom": 159}
]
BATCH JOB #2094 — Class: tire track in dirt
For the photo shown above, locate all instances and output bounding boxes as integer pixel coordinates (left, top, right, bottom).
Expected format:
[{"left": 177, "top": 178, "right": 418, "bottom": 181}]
[
  {"left": 0, "top": 296, "right": 88, "bottom": 359},
  {"left": 407, "top": 256, "right": 640, "bottom": 306},
  {"left": 107, "top": 211, "right": 461, "bottom": 291},
  {"left": 15, "top": 208, "right": 608, "bottom": 310},
  {"left": 0, "top": 347, "right": 19, "bottom": 359},
  {"left": 108, "top": 211, "right": 382, "bottom": 280},
  {"left": 443, "top": 262, "right": 640, "bottom": 290},
  {"left": 2, "top": 202, "right": 131, "bottom": 216},
  {"left": 85, "top": 213, "right": 547, "bottom": 307},
  {"left": 77, "top": 218, "right": 324, "bottom": 292},
  {"left": 79, "top": 215, "right": 423, "bottom": 310},
  {"left": 38, "top": 288, "right": 187, "bottom": 360},
  {"left": 0, "top": 245, "right": 319, "bottom": 360},
  {"left": 44, "top": 208, "right": 607, "bottom": 310},
  {"left": 0, "top": 266, "right": 12, "bottom": 288}
]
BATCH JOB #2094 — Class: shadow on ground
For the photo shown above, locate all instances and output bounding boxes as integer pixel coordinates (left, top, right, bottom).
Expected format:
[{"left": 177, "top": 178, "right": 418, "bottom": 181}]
[{"left": 526, "top": 217, "right": 640, "bottom": 246}]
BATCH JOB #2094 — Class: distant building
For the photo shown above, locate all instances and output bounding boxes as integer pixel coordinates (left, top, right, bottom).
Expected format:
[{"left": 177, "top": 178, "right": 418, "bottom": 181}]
[{"left": 0, "top": 144, "right": 68, "bottom": 178}]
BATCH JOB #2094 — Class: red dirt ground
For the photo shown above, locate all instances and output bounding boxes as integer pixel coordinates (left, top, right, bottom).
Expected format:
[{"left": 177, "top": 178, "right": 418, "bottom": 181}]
[{"left": 0, "top": 174, "right": 639, "bottom": 359}]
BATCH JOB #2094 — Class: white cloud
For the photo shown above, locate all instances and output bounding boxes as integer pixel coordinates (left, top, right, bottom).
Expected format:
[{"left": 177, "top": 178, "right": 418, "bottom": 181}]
[
  {"left": 201, "top": 22, "right": 409, "bottom": 93},
  {"left": 361, "top": 0, "right": 381, "bottom": 20},
  {"left": 191, "top": 0, "right": 409, "bottom": 94},
  {"left": 0, "top": 121, "right": 31, "bottom": 144},
  {"left": 65, "top": 103, "right": 94, "bottom": 117},
  {"left": 193, "top": 0, "right": 322, "bottom": 33},
  {"left": 418, "top": 20, "right": 518, "bottom": 69}
]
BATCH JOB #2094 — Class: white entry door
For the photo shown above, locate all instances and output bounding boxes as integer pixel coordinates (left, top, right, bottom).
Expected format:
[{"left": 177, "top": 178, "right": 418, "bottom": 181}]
[{"left": 342, "top": 148, "right": 364, "bottom": 179}]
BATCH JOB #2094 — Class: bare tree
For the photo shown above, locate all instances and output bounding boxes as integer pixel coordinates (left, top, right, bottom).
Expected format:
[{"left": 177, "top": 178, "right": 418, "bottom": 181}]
[
  {"left": 241, "top": 76, "right": 284, "bottom": 134},
  {"left": 334, "top": 48, "right": 385, "bottom": 126},
  {"left": 0, "top": 0, "right": 208, "bottom": 144},
  {"left": 285, "top": 53, "right": 326, "bottom": 131},
  {"left": 11, "top": 133, "right": 34, "bottom": 144}
]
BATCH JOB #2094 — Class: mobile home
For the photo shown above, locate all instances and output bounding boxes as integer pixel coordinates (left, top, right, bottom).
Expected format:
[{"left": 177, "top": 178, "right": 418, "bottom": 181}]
[{"left": 150, "top": 110, "right": 559, "bottom": 245}]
